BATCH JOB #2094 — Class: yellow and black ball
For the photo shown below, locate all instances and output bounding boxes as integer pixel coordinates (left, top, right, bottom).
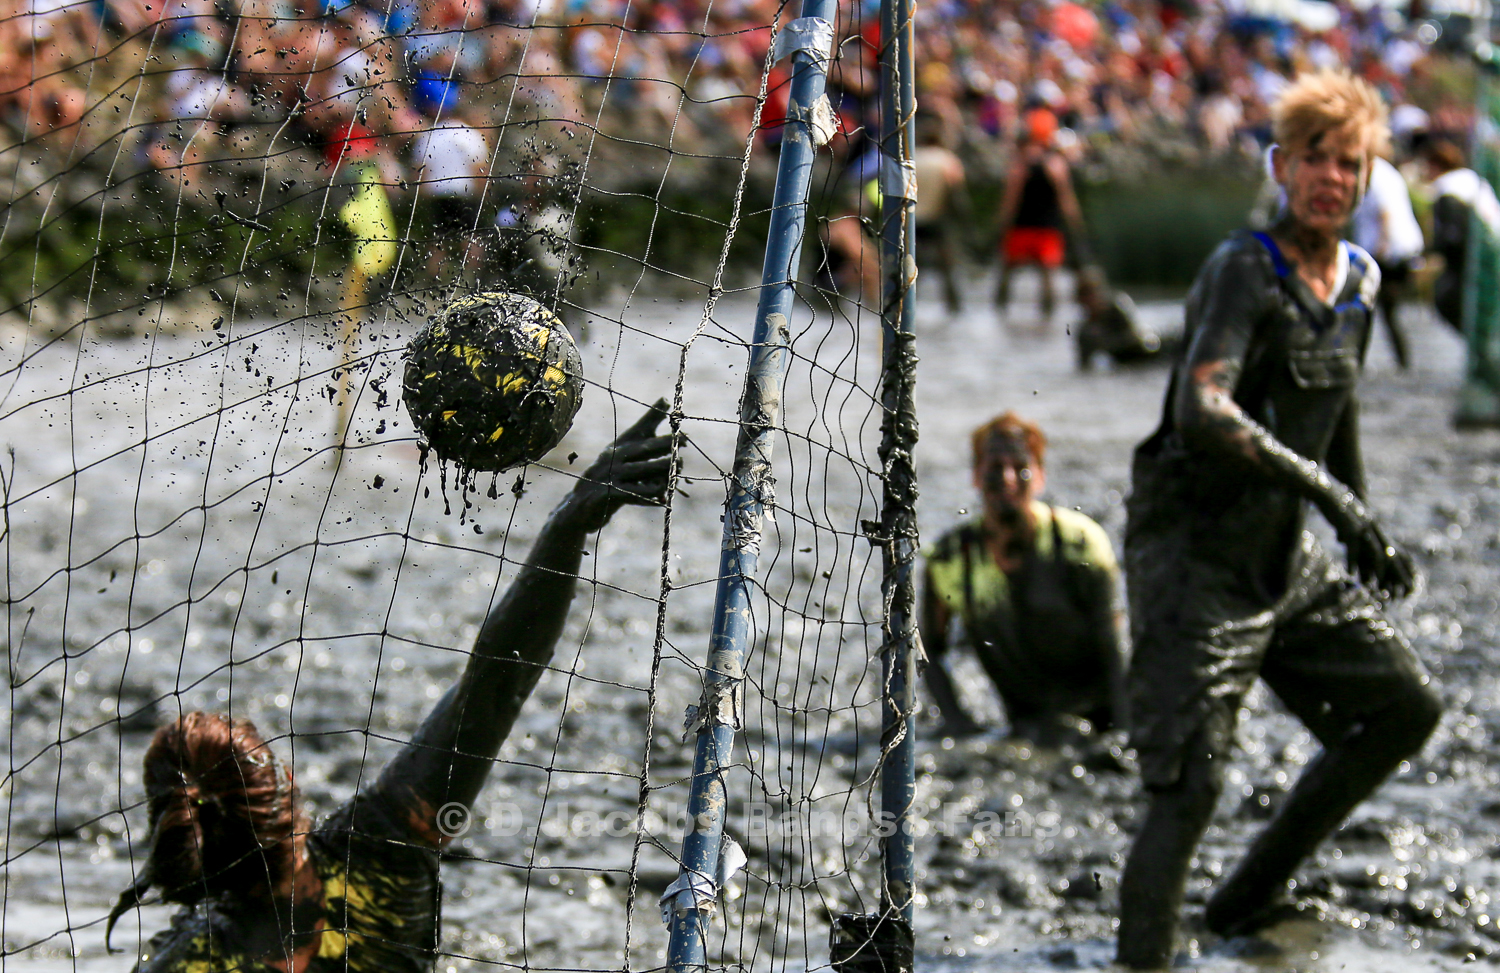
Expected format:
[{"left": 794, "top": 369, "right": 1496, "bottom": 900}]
[{"left": 402, "top": 292, "right": 583, "bottom": 473}]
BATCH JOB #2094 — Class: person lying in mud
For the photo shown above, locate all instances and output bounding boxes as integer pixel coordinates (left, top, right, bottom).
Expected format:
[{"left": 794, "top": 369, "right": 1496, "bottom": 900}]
[
  {"left": 1115, "top": 71, "right": 1442, "bottom": 970},
  {"left": 107, "top": 403, "right": 676, "bottom": 973},
  {"left": 920, "top": 412, "right": 1125, "bottom": 745},
  {"left": 1073, "top": 265, "right": 1177, "bottom": 371}
]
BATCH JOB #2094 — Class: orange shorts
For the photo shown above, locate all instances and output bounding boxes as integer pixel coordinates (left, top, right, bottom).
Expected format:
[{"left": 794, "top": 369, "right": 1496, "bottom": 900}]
[{"left": 1003, "top": 226, "right": 1066, "bottom": 268}]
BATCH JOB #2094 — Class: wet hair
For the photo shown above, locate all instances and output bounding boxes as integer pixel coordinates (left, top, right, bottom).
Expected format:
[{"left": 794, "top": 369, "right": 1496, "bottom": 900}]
[
  {"left": 107, "top": 713, "right": 301, "bottom": 950},
  {"left": 971, "top": 412, "right": 1046, "bottom": 469},
  {"left": 143, "top": 712, "right": 300, "bottom": 902},
  {"left": 1272, "top": 69, "right": 1389, "bottom": 160},
  {"left": 1425, "top": 138, "right": 1466, "bottom": 174}
]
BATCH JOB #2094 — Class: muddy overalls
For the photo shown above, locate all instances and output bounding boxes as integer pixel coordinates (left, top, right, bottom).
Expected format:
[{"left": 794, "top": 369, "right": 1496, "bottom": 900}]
[
  {"left": 1123, "top": 231, "right": 1434, "bottom": 789},
  {"left": 926, "top": 502, "right": 1123, "bottom": 733}
]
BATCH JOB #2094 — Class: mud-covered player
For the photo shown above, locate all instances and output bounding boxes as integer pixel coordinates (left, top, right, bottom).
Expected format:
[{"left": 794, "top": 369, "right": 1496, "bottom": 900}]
[
  {"left": 110, "top": 404, "right": 676, "bottom": 973},
  {"left": 1115, "top": 71, "right": 1442, "bottom": 968},
  {"left": 921, "top": 413, "right": 1125, "bottom": 745}
]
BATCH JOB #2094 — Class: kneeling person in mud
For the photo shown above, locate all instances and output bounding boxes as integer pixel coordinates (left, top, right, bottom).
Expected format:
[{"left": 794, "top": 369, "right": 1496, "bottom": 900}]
[
  {"left": 1116, "top": 71, "right": 1442, "bottom": 969},
  {"left": 1074, "top": 266, "right": 1176, "bottom": 371},
  {"left": 110, "top": 404, "right": 676, "bottom": 973},
  {"left": 921, "top": 413, "right": 1125, "bottom": 744}
]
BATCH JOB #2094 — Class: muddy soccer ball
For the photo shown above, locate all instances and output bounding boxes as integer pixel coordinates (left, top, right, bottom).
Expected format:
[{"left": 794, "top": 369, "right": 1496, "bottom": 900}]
[{"left": 403, "top": 292, "right": 583, "bottom": 473}]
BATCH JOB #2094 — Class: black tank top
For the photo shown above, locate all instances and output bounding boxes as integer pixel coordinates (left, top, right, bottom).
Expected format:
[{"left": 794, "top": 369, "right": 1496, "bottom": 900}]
[{"left": 1014, "top": 159, "right": 1062, "bottom": 229}]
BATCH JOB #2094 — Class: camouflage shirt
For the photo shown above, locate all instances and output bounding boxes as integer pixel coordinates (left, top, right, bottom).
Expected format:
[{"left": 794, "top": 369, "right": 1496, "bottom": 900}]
[{"left": 132, "top": 791, "right": 441, "bottom": 973}]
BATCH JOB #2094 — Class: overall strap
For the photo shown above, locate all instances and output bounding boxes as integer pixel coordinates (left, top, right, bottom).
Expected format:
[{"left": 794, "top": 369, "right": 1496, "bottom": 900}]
[
  {"left": 959, "top": 527, "right": 976, "bottom": 624},
  {"left": 1251, "top": 231, "right": 1291, "bottom": 279},
  {"left": 1255, "top": 229, "right": 1340, "bottom": 332}
]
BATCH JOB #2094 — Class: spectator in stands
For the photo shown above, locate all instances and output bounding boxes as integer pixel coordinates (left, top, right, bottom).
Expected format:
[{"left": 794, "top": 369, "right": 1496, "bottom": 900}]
[
  {"left": 410, "top": 101, "right": 492, "bottom": 281},
  {"left": 0, "top": 13, "right": 88, "bottom": 141},
  {"left": 163, "top": 32, "right": 250, "bottom": 125},
  {"left": 1, "top": 0, "right": 1467, "bottom": 174}
]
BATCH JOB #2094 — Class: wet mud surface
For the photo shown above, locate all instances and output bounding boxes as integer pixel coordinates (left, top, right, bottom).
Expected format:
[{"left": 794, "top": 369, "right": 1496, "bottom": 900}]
[{"left": 2, "top": 274, "right": 1498, "bottom": 973}]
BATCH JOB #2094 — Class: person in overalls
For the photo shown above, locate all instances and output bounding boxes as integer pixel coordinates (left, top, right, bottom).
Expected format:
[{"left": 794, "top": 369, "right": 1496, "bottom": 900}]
[
  {"left": 1115, "top": 70, "right": 1442, "bottom": 969},
  {"left": 920, "top": 412, "right": 1125, "bottom": 744}
]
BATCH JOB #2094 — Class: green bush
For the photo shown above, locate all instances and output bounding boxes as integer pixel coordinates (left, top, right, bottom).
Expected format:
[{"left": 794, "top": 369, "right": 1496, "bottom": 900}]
[
  {"left": 2, "top": 156, "right": 1260, "bottom": 322},
  {"left": 1077, "top": 168, "right": 1260, "bottom": 289}
]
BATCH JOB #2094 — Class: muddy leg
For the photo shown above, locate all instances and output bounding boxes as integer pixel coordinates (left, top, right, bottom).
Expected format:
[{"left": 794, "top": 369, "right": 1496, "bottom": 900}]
[
  {"left": 994, "top": 260, "right": 1012, "bottom": 311},
  {"left": 1205, "top": 685, "right": 1441, "bottom": 935},
  {"left": 1380, "top": 291, "right": 1410, "bottom": 370},
  {"left": 1117, "top": 718, "right": 1226, "bottom": 970},
  {"left": 939, "top": 230, "right": 962, "bottom": 314}
]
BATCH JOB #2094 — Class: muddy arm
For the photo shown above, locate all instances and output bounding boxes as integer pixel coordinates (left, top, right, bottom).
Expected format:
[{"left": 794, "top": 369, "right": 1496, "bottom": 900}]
[
  {"left": 370, "top": 401, "right": 675, "bottom": 843},
  {"left": 919, "top": 565, "right": 982, "bottom": 735},
  {"left": 1080, "top": 561, "right": 1128, "bottom": 732}
]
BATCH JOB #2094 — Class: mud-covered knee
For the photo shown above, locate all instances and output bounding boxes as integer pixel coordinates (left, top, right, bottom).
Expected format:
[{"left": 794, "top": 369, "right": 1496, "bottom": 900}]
[
  {"left": 1148, "top": 747, "right": 1224, "bottom": 823},
  {"left": 1371, "top": 682, "right": 1443, "bottom": 756}
]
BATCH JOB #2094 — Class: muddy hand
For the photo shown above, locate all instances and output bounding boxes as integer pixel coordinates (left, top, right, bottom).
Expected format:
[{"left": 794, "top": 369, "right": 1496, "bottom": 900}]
[
  {"left": 1328, "top": 494, "right": 1415, "bottom": 600},
  {"left": 568, "top": 399, "right": 678, "bottom": 532},
  {"left": 1350, "top": 519, "right": 1416, "bottom": 601}
]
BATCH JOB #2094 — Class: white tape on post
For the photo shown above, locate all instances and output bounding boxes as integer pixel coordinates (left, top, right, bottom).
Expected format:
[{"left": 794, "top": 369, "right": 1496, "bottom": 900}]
[{"left": 771, "top": 16, "right": 835, "bottom": 67}]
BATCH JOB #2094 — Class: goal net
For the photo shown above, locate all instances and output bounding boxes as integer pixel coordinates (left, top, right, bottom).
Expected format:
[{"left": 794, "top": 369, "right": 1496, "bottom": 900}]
[{"left": 1, "top": 0, "right": 904, "bottom": 969}]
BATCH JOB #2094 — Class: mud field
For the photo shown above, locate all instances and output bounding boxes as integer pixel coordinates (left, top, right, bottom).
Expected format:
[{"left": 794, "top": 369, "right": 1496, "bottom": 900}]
[{"left": 2, "top": 272, "right": 1499, "bottom": 973}]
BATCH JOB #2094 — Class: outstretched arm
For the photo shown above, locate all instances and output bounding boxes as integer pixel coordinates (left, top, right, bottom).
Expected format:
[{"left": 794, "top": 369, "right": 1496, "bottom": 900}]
[
  {"left": 1175, "top": 250, "right": 1411, "bottom": 596},
  {"left": 370, "top": 401, "right": 676, "bottom": 844}
]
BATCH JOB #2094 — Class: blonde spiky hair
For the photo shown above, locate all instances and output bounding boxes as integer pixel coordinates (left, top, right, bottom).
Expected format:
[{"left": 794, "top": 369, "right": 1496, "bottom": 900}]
[{"left": 1272, "top": 69, "right": 1390, "bottom": 160}]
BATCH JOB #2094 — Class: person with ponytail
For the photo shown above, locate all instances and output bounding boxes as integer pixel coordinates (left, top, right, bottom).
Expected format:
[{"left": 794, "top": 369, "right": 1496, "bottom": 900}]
[{"left": 111, "top": 402, "right": 677, "bottom": 973}]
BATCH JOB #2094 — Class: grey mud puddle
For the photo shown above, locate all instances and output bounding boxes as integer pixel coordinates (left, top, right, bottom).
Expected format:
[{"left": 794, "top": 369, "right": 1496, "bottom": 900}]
[{"left": 3, "top": 275, "right": 1499, "bottom": 973}]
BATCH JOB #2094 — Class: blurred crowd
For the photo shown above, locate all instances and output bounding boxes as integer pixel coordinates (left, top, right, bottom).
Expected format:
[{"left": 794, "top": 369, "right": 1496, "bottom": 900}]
[
  {"left": 0, "top": 0, "right": 781, "bottom": 185},
  {"left": 0, "top": 0, "right": 1487, "bottom": 303},
  {"left": 4, "top": 0, "right": 1481, "bottom": 171},
  {"left": 907, "top": 0, "right": 1476, "bottom": 167}
]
